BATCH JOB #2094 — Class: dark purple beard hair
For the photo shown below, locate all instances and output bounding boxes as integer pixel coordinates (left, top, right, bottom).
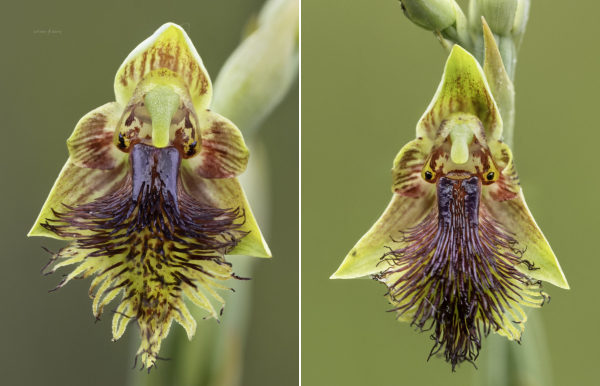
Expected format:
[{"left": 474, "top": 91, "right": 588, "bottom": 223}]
[{"left": 377, "top": 176, "right": 545, "bottom": 370}]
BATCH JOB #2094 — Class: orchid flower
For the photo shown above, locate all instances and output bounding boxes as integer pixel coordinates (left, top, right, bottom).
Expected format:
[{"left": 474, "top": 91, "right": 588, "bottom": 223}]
[
  {"left": 28, "top": 23, "right": 270, "bottom": 370},
  {"left": 331, "top": 45, "right": 568, "bottom": 370}
]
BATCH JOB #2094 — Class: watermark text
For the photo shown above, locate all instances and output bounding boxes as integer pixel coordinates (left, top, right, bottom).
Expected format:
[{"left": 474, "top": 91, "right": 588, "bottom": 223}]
[{"left": 33, "top": 29, "right": 62, "bottom": 35}]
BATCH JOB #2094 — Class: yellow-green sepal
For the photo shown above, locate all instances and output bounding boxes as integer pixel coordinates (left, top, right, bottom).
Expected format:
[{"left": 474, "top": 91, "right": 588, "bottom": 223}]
[
  {"left": 483, "top": 190, "right": 569, "bottom": 289},
  {"left": 114, "top": 23, "right": 212, "bottom": 114},
  {"left": 28, "top": 158, "right": 129, "bottom": 240},
  {"left": 417, "top": 45, "right": 502, "bottom": 142},
  {"left": 180, "top": 162, "right": 270, "bottom": 258},
  {"left": 331, "top": 192, "right": 435, "bottom": 279}
]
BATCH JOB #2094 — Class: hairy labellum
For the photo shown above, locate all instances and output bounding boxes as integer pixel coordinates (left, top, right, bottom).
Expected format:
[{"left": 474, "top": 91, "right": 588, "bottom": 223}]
[
  {"left": 376, "top": 176, "right": 548, "bottom": 370},
  {"left": 41, "top": 143, "right": 247, "bottom": 369}
]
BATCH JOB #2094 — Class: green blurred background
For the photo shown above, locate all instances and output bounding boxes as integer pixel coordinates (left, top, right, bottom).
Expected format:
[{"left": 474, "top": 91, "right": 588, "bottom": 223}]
[
  {"left": 303, "top": 0, "right": 599, "bottom": 385},
  {"left": 0, "top": 1, "right": 297, "bottom": 385}
]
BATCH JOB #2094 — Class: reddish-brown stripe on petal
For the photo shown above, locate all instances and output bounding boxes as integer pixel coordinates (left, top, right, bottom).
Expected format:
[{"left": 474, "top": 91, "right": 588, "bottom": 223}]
[
  {"left": 193, "top": 113, "right": 249, "bottom": 179},
  {"left": 392, "top": 138, "right": 430, "bottom": 198},
  {"left": 115, "top": 25, "right": 212, "bottom": 112},
  {"left": 67, "top": 102, "right": 125, "bottom": 170}
]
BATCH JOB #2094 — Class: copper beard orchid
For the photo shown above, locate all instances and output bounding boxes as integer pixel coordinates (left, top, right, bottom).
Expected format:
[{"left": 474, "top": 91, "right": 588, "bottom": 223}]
[
  {"left": 28, "top": 23, "right": 270, "bottom": 369},
  {"left": 332, "top": 46, "right": 568, "bottom": 370}
]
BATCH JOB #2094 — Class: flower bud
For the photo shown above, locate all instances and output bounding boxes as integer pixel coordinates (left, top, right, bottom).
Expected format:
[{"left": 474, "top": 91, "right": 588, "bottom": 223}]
[
  {"left": 469, "top": 0, "right": 517, "bottom": 36},
  {"left": 469, "top": 0, "right": 529, "bottom": 80},
  {"left": 399, "top": 0, "right": 471, "bottom": 50},
  {"left": 511, "top": 0, "right": 531, "bottom": 43},
  {"left": 399, "top": 0, "right": 456, "bottom": 31},
  {"left": 469, "top": 0, "right": 529, "bottom": 39}
]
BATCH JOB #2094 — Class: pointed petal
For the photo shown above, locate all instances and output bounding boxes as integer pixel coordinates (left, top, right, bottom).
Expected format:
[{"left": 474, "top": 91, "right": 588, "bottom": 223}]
[
  {"left": 483, "top": 190, "right": 569, "bottom": 289},
  {"left": 67, "top": 102, "right": 126, "bottom": 170},
  {"left": 486, "top": 140, "right": 520, "bottom": 201},
  {"left": 482, "top": 17, "right": 515, "bottom": 141},
  {"left": 114, "top": 23, "right": 212, "bottom": 113},
  {"left": 417, "top": 45, "right": 502, "bottom": 142},
  {"left": 188, "top": 111, "right": 249, "bottom": 179},
  {"left": 28, "top": 159, "right": 128, "bottom": 239},
  {"left": 391, "top": 137, "right": 432, "bottom": 197},
  {"left": 181, "top": 161, "right": 270, "bottom": 257},
  {"left": 331, "top": 191, "right": 435, "bottom": 279}
]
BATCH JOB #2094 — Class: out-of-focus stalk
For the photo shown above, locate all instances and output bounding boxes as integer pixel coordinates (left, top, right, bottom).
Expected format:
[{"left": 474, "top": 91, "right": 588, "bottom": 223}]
[
  {"left": 129, "top": 1, "right": 298, "bottom": 385},
  {"left": 212, "top": 0, "right": 299, "bottom": 136}
]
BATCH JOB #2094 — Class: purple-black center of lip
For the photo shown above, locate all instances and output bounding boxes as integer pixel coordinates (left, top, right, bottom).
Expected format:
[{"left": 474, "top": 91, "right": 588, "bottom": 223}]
[
  {"left": 130, "top": 143, "right": 181, "bottom": 215},
  {"left": 437, "top": 175, "right": 480, "bottom": 230}
]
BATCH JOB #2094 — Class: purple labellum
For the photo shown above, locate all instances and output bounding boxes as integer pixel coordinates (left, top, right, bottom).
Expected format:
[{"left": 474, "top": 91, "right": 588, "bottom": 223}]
[
  {"left": 131, "top": 144, "right": 182, "bottom": 216},
  {"left": 40, "top": 143, "right": 249, "bottom": 367},
  {"left": 377, "top": 176, "right": 547, "bottom": 370}
]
